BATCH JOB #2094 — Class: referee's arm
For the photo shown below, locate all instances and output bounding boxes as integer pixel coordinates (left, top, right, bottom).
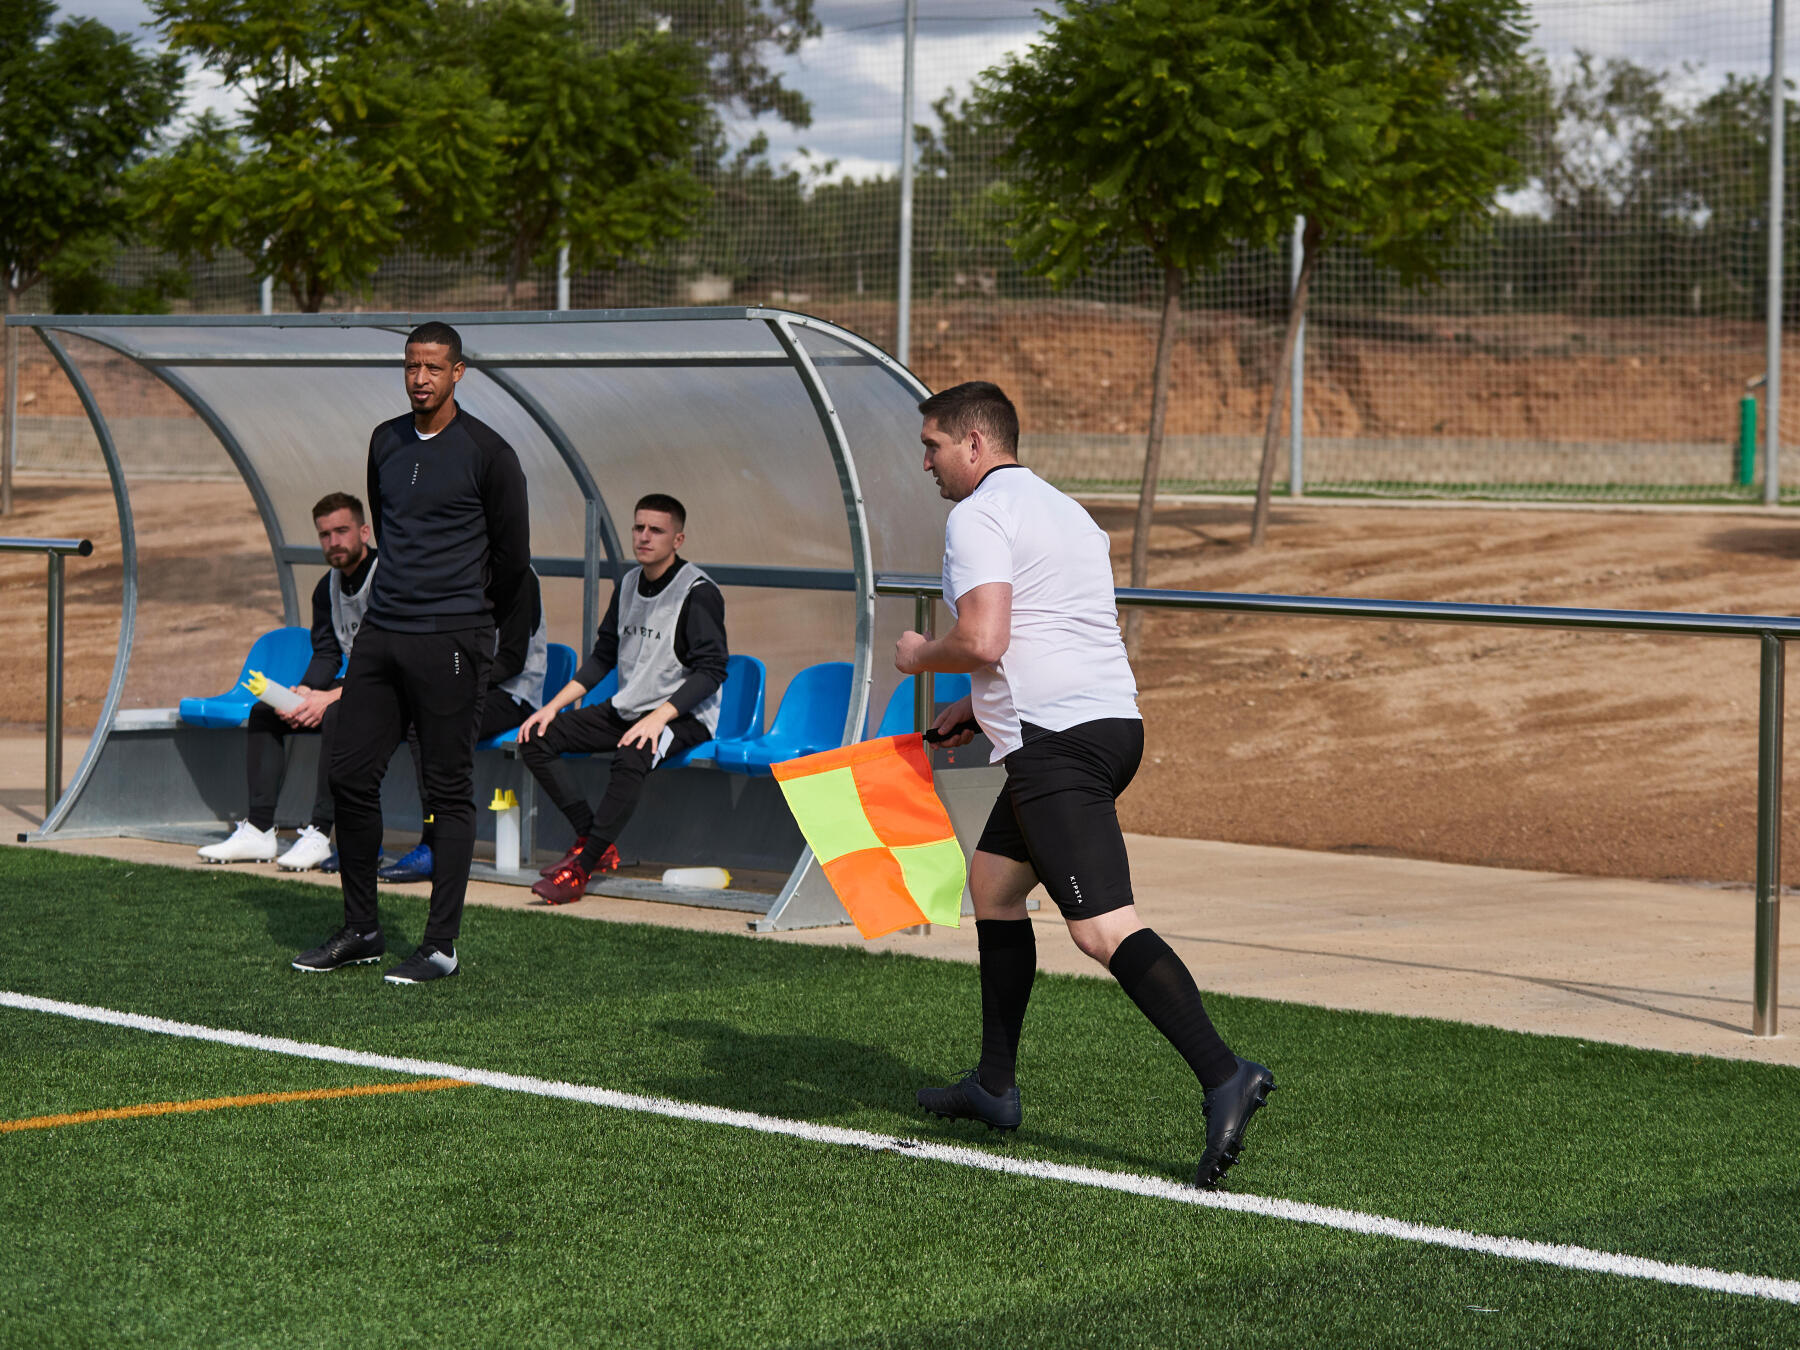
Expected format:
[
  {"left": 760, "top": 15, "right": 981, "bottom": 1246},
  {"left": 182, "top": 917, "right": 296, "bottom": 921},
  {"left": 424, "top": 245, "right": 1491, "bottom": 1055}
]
[{"left": 895, "top": 582, "right": 1011, "bottom": 675}]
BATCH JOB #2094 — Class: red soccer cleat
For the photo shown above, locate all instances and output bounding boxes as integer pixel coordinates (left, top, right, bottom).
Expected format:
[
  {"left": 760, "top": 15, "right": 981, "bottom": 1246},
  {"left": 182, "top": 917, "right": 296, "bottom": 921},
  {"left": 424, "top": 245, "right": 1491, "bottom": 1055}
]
[
  {"left": 538, "top": 840, "right": 620, "bottom": 877},
  {"left": 532, "top": 860, "right": 593, "bottom": 905}
]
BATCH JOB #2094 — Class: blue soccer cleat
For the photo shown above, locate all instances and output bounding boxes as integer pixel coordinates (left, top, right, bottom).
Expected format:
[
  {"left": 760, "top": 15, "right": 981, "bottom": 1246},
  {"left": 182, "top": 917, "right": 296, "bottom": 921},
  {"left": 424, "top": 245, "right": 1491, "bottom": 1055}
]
[{"left": 377, "top": 843, "right": 433, "bottom": 884}]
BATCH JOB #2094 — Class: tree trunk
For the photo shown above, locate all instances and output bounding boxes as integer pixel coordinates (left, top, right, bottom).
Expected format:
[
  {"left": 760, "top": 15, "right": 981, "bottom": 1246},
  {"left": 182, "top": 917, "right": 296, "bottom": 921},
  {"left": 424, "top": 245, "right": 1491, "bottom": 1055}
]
[
  {"left": 1250, "top": 217, "right": 1322, "bottom": 547},
  {"left": 1124, "top": 260, "right": 1183, "bottom": 661},
  {"left": 2, "top": 282, "right": 15, "bottom": 518}
]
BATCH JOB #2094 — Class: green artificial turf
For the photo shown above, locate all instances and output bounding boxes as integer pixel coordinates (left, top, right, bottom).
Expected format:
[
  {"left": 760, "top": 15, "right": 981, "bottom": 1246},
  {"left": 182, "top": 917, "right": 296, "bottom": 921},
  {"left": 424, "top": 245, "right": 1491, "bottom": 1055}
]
[{"left": 3, "top": 848, "right": 1800, "bottom": 1347}]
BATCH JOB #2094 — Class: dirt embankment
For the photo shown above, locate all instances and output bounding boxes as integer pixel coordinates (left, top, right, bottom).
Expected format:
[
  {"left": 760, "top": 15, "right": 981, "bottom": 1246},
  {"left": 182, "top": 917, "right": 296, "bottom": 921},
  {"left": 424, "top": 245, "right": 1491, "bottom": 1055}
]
[{"left": 7, "top": 307, "right": 1789, "bottom": 449}]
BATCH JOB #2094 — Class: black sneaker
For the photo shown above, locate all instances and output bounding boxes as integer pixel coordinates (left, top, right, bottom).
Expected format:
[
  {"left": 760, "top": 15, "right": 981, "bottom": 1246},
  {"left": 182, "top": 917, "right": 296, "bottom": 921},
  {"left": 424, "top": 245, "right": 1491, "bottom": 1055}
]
[
  {"left": 292, "top": 925, "right": 385, "bottom": 972},
  {"left": 917, "top": 1068, "right": 1022, "bottom": 1132},
  {"left": 1194, "top": 1056, "right": 1276, "bottom": 1189},
  {"left": 384, "top": 945, "right": 459, "bottom": 985}
]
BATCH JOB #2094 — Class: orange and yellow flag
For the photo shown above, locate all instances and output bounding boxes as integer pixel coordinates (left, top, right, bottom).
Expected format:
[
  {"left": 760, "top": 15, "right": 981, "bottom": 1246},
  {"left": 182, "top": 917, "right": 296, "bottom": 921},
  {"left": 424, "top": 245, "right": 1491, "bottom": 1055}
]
[{"left": 773, "top": 733, "right": 967, "bottom": 939}]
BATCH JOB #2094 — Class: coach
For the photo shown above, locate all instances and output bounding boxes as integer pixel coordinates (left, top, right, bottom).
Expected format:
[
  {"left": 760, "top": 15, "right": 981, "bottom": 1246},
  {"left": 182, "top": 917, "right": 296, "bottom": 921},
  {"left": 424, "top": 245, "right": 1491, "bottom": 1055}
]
[
  {"left": 294, "top": 321, "right": 531, "bottom": 984},
  {"left": 896, "top": 380, "right": 1274, "bottom": 1188}
]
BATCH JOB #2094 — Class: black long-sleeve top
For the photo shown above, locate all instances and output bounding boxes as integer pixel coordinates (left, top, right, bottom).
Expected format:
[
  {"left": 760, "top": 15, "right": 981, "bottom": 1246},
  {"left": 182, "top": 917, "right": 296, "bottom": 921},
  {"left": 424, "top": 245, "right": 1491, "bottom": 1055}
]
[
  {"left": 364, "top": 408, "right": 531, "bottom": 634},
  {"left": 299, "top": 548, "right": 377, "bottom": 690},
  {"left": 492, "top": 567, "right": 543, "bottom": 689},
  {"left": 575, "top": 557, "right": 728, "bottom": 716}
]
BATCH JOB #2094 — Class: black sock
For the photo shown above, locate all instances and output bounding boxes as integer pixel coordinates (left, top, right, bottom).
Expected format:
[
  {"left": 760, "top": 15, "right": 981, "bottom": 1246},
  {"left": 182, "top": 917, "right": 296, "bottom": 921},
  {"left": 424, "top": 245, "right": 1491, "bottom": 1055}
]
[
  {"left": 565, "top": 803, "right": 595, "bottom": 842},
  {"left": 1109, "top": 928, "right": 1238, "bottom": 1091},
  {"left": 575, "top": 835, "right": 612, "bottom": 870},
  {"left": 975, "top": 918, "right": 1036, "bottom": 1094}
]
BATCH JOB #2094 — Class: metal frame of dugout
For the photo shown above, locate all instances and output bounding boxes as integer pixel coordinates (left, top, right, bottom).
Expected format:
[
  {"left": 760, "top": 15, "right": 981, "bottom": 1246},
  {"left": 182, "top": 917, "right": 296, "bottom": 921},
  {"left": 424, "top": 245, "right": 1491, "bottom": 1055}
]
[{"left": 8, "top": 308, "right": 999, "bottom": 932}]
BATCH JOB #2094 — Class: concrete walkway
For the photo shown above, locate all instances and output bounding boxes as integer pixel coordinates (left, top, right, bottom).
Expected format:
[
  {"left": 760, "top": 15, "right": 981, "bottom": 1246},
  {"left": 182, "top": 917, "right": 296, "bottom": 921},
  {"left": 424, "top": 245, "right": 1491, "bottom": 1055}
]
[{"left": 3, "top": 733, "right": 1792, "bottom": 1066}]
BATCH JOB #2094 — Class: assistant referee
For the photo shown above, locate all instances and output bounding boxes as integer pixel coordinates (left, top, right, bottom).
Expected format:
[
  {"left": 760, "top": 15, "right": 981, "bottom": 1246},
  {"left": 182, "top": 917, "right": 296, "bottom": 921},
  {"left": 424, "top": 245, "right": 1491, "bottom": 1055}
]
[
  {"left": 896, "top": 381, "right": 1274, "bottom": 1188},
  {"left": 294, "top": 321, "right": 531, "bottom": 984}
]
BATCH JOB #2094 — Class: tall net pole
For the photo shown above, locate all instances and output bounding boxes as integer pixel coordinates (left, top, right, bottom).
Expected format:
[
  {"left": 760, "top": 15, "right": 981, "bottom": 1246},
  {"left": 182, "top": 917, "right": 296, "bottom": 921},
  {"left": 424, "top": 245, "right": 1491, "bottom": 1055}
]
[
  {"left": 1768, "top": 0, "right": 1786, "bottom": 505},
  {"left": 1289, "top": 216, "right": 1306, "bottom": 497},
  {"left": 895, "top": 0, "right": 916, "bottom": 367},
  {"left": 556, "top": 0, "right": 575, "bottom": 312}
]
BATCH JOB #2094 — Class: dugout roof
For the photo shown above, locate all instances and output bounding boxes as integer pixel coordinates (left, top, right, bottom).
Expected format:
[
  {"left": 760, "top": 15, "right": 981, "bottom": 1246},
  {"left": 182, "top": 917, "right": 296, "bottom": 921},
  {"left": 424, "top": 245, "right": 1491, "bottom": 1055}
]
[{"left": 12, "top": 308, "right": 946, "bottom": 838}]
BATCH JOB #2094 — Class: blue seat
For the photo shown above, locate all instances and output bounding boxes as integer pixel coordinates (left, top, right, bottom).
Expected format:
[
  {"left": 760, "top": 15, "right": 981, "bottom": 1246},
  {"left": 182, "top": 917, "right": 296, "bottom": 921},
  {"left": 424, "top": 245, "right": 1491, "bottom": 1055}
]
[
  {"left": 478, "top": 642, "right": 578, "bottom": 750},
  {"left": 715, "top": 661, "right": 854, "bottom": 777},
  {"left": 662, "top": 654, "right": 767, "bottom": 768},
  {"left": 179, "top": 627, "right": 314, "bottom": 729},
  {"left": 578, "top": 668, "right": 619, "bottom": 709},
  {"left": 869, "top": 673, "right": 972, "bottom": 739}
]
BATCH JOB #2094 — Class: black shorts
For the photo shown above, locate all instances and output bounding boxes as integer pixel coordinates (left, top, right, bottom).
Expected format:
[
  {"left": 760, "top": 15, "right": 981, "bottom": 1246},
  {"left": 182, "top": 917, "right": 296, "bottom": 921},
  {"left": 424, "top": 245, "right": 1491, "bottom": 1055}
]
[{"left": 975, "top": 717, "right": 1145, "bottom": 920}]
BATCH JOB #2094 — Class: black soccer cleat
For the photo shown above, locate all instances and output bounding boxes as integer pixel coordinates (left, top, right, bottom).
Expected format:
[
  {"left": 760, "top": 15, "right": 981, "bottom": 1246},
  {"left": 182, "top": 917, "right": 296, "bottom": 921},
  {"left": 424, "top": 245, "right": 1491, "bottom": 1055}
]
[
  {"left": 383, "top": 945, "right": 459, "bottom": 985},
  {"left": 917, "top": 1068, "right": 1022, "bottom": 1132},
  {"left": 1194, "top": 1056, "right": 1276, "bottom": 1189},
  {"left": 292, "top": 925, "right": 385, "bottom": 972}
]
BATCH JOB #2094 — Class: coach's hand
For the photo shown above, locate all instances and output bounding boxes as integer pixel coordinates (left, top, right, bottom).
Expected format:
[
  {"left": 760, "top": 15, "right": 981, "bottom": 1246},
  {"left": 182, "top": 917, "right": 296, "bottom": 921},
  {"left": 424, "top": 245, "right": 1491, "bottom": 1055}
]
[
  {"left": 930, "top": 696, "right": 977, "bottom": 749},
  {"left": 516, "top": 705, "right": 558, "bottom": 743}
]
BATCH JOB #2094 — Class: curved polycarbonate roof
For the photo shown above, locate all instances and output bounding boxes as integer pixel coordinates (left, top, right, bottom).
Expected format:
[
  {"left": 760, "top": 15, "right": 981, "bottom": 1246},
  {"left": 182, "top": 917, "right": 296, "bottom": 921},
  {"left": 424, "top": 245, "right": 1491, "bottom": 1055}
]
[{"left": 18, "top": 307, "right": 948, "bottom": 836}]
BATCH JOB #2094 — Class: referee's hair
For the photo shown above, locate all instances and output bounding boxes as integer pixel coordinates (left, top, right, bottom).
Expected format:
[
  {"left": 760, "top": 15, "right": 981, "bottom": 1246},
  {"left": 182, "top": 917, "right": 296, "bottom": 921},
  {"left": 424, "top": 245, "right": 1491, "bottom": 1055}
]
[
  {"left": 406, "top": 321, "right": 463, "bottom": 365},
  {"left": 918, "top": 381, "right": 1019, "bottom": 459},
  {"left": 312, "top": 491, "right": 365, "bottom": 525},
  {"left": 635, "top": 492, "right": 687, "bottom": 530}
]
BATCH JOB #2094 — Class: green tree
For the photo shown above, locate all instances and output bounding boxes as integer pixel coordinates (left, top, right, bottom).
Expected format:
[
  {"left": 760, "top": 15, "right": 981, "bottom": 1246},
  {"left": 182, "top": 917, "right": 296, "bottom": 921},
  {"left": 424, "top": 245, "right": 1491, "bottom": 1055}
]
[
  {"left": 577, "top": 0, "right": 819, "bottom": 128},
  {"left": 0, "top": 0, "right": 181, "bottom": 311},
  {"left": 134, "top": 0, "right": 506, "bottom": 310},
  {"left": 978, "top": 0, "right": 1366, "bottom": 649},
  {"left": 0, "top": 0, "right": 181, "bottom": 514},
  {"left": 464, "top": 0, "right": 711, "bottom": 304},
  {"left": 1239, "top": 0, "right": 1534, "bottom": 543}
]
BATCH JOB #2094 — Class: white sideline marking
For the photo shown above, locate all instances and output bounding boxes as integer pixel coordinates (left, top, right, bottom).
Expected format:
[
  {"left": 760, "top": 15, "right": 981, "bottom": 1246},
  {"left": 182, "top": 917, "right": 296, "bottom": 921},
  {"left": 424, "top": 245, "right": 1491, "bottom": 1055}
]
[{"left": 5, "top": 988, "right": 1797, "bottom": 1306}]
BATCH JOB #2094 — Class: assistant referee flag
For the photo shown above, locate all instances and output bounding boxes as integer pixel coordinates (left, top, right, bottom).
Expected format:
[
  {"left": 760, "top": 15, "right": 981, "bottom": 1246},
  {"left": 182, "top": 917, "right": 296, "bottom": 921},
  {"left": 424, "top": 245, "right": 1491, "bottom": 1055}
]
[{"left": 773, "top": 734, "right": 966, "bottom": 939}]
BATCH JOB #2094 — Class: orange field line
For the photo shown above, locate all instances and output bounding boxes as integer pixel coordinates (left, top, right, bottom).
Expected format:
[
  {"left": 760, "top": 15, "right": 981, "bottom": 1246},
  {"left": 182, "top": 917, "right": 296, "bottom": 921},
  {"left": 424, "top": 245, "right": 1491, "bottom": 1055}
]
[{"left": 1, "top": 1077, "right": 471, "bottom": 1133}]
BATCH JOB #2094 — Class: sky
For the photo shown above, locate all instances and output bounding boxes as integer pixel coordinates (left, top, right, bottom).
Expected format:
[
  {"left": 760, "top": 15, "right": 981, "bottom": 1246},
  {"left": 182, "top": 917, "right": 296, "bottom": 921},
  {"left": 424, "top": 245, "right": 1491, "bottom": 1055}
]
[{"left": 57, "top": 0, "right": 1800, "bottom": 183}]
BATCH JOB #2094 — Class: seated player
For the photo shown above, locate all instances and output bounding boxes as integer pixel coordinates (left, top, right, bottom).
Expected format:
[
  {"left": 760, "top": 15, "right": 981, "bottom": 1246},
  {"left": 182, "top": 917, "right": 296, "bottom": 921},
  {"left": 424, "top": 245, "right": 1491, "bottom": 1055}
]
[
  {"left": 518, "top": 494, "right": 727, "bottom": 904},
  {"left": 198, "top": 492, "right": 376, "bottom": 870},
  {"left": 376, "top": 566, "right": 551, "bottom": 883}
]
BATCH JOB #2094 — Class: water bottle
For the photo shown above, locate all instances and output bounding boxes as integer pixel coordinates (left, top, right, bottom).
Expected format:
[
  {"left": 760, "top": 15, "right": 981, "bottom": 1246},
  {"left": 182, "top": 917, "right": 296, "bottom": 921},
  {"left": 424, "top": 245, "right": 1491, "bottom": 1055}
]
[
  {"left": 661, "top": 866, "right": 731, "bottom": 890},
  {"left": 490, "top": 788, "right": 521, "bottom": 871},
  {"left": 242, "top": 670, "right": 304, "bottom": 716}
]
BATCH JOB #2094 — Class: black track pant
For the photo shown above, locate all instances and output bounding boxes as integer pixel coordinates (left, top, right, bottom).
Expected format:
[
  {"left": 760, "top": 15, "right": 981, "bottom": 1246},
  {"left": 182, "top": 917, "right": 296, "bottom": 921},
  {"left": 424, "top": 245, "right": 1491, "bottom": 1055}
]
[
  {"left": 246, "top": 699, "right": 338, "bottom": 833},
  {"left": 517, "top": 701, "right": 710, "bottom": 848},
  {"left": 329, "top": 623, "right": 493, "bottom": 948}
]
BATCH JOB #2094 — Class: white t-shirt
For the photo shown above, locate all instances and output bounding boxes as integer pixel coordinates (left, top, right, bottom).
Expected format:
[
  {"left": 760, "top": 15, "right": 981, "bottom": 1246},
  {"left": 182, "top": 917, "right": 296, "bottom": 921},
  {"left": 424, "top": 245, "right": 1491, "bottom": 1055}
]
[{"left": 941, "top": 464, "right": 1140, "bottom": 760}]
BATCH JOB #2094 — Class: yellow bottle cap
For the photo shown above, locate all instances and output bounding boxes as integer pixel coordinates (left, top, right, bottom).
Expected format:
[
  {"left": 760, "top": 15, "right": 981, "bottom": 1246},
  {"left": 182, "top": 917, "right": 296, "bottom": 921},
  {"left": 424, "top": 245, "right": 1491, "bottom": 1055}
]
[
  {"left": 489, "top": 788, "right": 518, "bottom": 811},
  {"left": 243, "top": 670, "right": 268, "bottom": 696}
]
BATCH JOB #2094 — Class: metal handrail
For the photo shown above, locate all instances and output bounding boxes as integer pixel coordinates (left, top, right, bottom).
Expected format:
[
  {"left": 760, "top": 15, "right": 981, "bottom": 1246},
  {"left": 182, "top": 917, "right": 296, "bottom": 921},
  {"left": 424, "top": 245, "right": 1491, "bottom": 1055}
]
[
  {"left": 0, "top": 537, "right": 94, "bottom": 814},
  {"left": 876, "top": 572, "right": 1794, "bottom": 1038}
]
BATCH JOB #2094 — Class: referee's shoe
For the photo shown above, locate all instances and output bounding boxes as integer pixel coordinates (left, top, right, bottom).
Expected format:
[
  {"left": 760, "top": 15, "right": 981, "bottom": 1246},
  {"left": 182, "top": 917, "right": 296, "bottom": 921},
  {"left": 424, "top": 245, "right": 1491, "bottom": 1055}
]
[
  {"left": 1194, "top": 1056, "right": 1276, "bottom": 1189},
  {"left": 917, "top": 1068, "right": 1022, "bottom": 1132}
]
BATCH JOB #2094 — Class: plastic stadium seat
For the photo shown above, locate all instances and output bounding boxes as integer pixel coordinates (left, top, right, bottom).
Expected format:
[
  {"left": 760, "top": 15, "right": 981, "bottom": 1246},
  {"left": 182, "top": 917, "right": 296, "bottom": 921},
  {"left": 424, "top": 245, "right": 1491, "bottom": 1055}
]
[
  {"left": 577, "top": 668, "right": 619, "bottom": 709},
  {"left": 715, "top": 661, "right": 854, "bottom": 777},
  {"left": 869, "top": 673, "right": 973, "bottom": 739},
  {"left": 662, "top": 654, "right": 767, "bottom": 769},
  {"left": 478, "top": 642, "right": 577, "bottom": 750},
  {"left": 179, "top": 627, "right": 314, "bottom": 729}
]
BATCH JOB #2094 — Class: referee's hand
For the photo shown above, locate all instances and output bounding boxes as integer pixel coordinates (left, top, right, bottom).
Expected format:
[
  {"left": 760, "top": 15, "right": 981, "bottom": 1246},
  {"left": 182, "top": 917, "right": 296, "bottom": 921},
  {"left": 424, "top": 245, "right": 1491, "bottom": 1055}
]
[
  {"left": 930, "top": 696, "right": 977, "bottom": 749},
  {"left": 895, "top": 630, "right": 929, "bottom": 674}
]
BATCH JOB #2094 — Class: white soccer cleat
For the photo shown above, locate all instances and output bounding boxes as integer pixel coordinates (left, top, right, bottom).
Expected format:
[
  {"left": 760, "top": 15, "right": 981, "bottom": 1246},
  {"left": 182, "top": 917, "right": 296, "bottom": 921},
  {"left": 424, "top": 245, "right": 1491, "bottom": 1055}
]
[
  {"left": 197, "top": 820, "right": 278, "bottom": 864},
  {"left": 276, "top": 825, "right": 333, "bottom": 872}
]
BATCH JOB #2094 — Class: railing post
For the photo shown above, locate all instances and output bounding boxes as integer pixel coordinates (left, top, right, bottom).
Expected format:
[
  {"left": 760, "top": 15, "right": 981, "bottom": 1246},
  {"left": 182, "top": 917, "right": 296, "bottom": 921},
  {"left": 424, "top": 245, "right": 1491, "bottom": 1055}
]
[
  {"left": 913, "top": 592, "right": 933, "bottom": 733},
  {"left": 45, "top": 549, "right": 65, "bottom": 813},
  {"left": 1755, "top": 630, "right": 1784, "bottom": 1036}
]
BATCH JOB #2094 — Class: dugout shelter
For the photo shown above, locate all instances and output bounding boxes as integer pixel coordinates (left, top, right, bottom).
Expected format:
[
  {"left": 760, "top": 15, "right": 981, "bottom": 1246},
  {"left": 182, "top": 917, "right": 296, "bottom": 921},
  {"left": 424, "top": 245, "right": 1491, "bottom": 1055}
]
[{"left": 15, "top": 308, "right": 988, "bottom": 929}]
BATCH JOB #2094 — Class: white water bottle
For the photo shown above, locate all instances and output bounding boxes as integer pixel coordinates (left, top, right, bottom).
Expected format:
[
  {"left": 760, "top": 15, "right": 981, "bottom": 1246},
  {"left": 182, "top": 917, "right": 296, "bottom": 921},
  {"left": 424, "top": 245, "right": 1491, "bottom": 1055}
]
[
  {"left": 490, "top": 788, "right": 521, "bottom": 871},
  {"left": 661, "top": 866, "right": 731, "bottom": 890},
  {"left": 242, "top": 670, "right": 304, "bottom": 716}
]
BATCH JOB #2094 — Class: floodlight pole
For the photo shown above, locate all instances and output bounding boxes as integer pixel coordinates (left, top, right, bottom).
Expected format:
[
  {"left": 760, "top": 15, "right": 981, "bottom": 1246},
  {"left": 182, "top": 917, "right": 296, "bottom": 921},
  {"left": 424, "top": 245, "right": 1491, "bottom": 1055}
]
[
  {"left": 556, "top": 0, "right": 577, "bottom": 312},
  {"left": 1755, "top": 631, "right": 1784, "bottom": 1036},
  {"left": 1767, "top": 0, "right": 1786, "bottom": 505},
  {"left": 896, "top": 0, "right": 917, "bottom": 367},
  {"left": 1289, "top": 216, "right": 1306, "bottom": 497},
  {"left": 3, "top": 285, "right": 16, "bottom": 517}
]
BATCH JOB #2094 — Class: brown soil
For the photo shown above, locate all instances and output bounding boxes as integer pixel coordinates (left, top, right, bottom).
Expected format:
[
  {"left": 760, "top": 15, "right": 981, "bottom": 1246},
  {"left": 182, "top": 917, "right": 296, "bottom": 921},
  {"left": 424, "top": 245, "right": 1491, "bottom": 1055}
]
[
  {"left": 9, "top": 306, "right": 1791, "bottom": 444},
  {"left": 8, "top": 476, "right": 1800, "bottom": 888}
]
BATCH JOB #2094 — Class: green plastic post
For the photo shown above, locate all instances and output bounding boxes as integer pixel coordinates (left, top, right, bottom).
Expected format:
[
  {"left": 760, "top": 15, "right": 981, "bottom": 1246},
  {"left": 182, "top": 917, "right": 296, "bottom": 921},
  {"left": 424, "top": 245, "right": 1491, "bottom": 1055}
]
[{"left": 1741, "top": 396, "right": 1759, "bottom": 487}]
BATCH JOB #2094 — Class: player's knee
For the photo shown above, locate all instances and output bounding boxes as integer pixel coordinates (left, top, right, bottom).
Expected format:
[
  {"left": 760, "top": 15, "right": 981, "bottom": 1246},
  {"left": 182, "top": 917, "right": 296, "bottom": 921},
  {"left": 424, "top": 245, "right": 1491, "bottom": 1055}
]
[{"left": 1068, "top": 924, "right": 1116, "bottom": 966}]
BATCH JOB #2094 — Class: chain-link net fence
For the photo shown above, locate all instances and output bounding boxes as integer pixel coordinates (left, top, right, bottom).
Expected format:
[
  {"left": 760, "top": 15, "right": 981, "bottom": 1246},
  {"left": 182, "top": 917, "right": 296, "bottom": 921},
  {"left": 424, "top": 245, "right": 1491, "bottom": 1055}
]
[{"left": 9, "top": 0, "right": 1800, "bottom": 502}]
